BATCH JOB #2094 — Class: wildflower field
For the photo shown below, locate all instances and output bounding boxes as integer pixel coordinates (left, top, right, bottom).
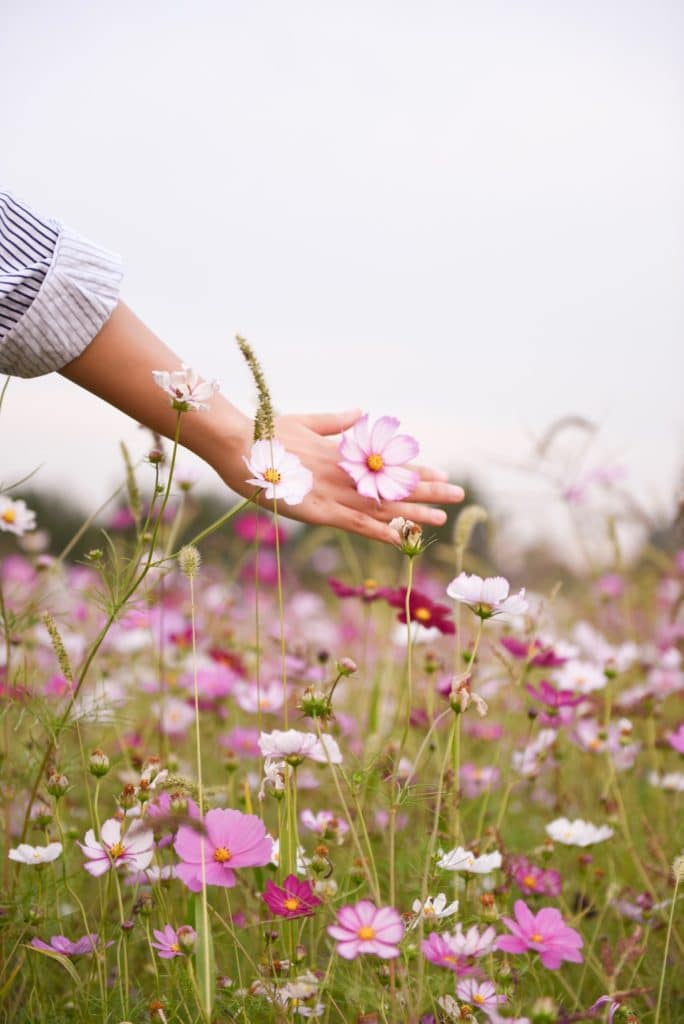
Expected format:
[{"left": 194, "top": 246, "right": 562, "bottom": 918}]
[{"left": 1, "top": 375, "right": 683, "bottom": 1024}]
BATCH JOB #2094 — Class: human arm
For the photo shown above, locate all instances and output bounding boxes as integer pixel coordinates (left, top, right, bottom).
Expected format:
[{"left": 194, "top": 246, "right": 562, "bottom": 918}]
[{"left": 59, "top": 301, "right": 465, "bottom": 543}]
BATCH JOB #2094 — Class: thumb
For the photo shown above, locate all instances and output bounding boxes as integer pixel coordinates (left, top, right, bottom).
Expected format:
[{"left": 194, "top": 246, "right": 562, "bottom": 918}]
[{"left": 296, "top": 409, "right": 363, "bottom": 436}]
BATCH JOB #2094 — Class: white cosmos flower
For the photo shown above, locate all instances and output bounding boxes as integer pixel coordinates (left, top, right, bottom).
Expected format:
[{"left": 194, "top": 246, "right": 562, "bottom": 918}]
[
  {"left": 409, "top": 893, "right": 459, "bottom": 928},
  {"left": 243, "top": 440, "right": 313, "bottom": 505},
  {"left": 545, "top": 817, "right": 615, "bottom": 846},
  {"left": 648, "top": 771, "right": 684, "bottom": 792},
  {"left": 258, "top": 729, "right": 342, "bottom": 765},
  {"left": 554, "top": 659, "right": 607, "bottom": 695},
  {"left": 446, "top": 573, "right": 528, "bottom": 621},
  {"left": 8, "top": 842, "right": 62, "bottom": 865},
  {"left": 436, "top": 845, "right": 502, "bottom": 873},
  {"left": 152, "top": 364, "right": 220, "bottom": 411},
  {"left": 0, "top": 497, "right": 37, "bottom": 536}
]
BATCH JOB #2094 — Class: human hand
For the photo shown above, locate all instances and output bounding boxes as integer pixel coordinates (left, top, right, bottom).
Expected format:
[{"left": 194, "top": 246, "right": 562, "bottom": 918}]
[{"left": 214, "top": 408, "right": 465, "bottom": 544}]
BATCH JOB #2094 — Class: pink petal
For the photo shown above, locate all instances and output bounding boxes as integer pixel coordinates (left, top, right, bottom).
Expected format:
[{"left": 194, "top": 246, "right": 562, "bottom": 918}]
[
  {"left": 174, "top": 825, "right": 203, "bottom": 864},
  {"left": 376, "top": 468, "right": 418, "bottom": 501},
  {"left": 352, "top": 415, "right": 371, "bottom": 450},
  {"left": 336, "top": 939, "right": 362, "bottom": 960},
  {"left": 356, "top": 473, "right": 380, "bottom": 502},
  {"left": 83, "top": 858, "right": 111, "bottom": 878},
  {"left": 328, "top": 925, "right": 355, "bottom": 941},
  {"left": 380, "top": 434, "right": 419, "bottom": 466},
  {"left": 370, "top": 940, "right": 401, "bottom": 959},
  {"left": 339, "top": 435, "right": 367, "bottom": 463},
  {"left": 495, "top": 935, "right": 529, "bottom": 954},
  {"left": 370, "top": 416, "right": 400, "bottom": 453},
  {"left": 175, "top": 861, "right": 204, "bottom": 892},
  {"left": 339, "top": 460, "right": 369, "bottom": 484},
  {"left": 512, "top": 899, "right": 537, "bottom": 933}
]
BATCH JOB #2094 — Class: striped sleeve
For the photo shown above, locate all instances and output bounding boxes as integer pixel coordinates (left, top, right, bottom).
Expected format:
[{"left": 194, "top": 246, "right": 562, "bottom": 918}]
[{"left": 0, "top": 190, "right": 123, "bottom": 378}]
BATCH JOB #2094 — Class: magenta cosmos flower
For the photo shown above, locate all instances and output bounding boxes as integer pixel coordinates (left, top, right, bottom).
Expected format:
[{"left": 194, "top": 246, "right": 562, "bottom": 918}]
[
  {"left": 262, "top": 874, "right": 321, "bottom": 919},
  {"left": 327, "top": 900, "right": 404, "bottom": 959},
  {"left": 495, "top": 900, "right": 583, "bottom": 969},
  {"left": 173, "top": 808, "right": 272, "bottom": 891},
  {"left": 338, "top": 414, "right": 419, "bottom": 502},
  {"left": 385, "top": 586, "right": 456, "bottom": 635}
]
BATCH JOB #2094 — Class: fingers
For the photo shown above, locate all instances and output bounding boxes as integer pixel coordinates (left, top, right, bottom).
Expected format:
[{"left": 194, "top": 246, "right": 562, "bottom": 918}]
[
  {"left": 406, "top": 480, "right": 465, "bottom": 504},
  {"left": 294, "top": 409, "right": 363, "bottom": 436},
  {"left": 415, "top": 464, "right": 450, "bottom": 483}
]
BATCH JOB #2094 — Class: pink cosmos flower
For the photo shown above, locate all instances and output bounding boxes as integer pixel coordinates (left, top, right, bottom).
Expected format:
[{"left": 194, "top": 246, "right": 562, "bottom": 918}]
[
  {"left": 456, "top": 979, "right": 507, "bottom": 1017},
  {"left": 667, "top": 723, "right": 684, "bottom": 754},
  {"left": 460, "top": 762, "right": 501, "bottom": 799},
  {"left": 421, "top": 932, "right": 474, "bottom": 974},
  {"left": 338, "top": 414, "right": 419, "bottom": 502},
  {"left": 262, "top": 874, "right": 322, "bottom": 919},
  {"left": 219, "top": 727, "right": 261, "bottom": 757},
  {"left": 173, "top": 808, "right": 272, "bottom": 891},
  {"left": 509, "top": 856, "right": 562, "bottom": 897},
  {"left": 234, "top": 513, "right": 287, "bottom": 546},
  {"left": 495, "top": 900, "right": 583, "bottom": 969},
  {"left": 30, "top": 934, "right": 100, "bottom": 956},
  {"left": 327, "top": 900, "right": 404, "bottom": 960},
  {"left": 422, "top": 923, "right": 497, "bottom": 972},
  {"left": 151, "top": 924, "right": 196, "bottom": 959},
  {"left": 78, "top": 819, "right": 154, "bottom": 877},
  {"left": 300, "top": 809, "right": 350, "bottom": 844}
]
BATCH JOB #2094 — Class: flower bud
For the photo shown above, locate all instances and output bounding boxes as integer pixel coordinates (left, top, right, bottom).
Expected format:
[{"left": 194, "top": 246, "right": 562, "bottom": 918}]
[
  {"left": 88, "top": 749, "right": 110, "bottom": 777},
  {"left": 177, "top": 925, "right": 197, "bottom": 953},
  {"left": 134, "top": 893, "right": 154, "bottom": 917},
  {"left": 389, "top": 517, "right": 424, "bottom": 556},
  {"left": 46, "top": 772, "right": 69, "bottom": 798},
  {"left": 298, "top": 687, "right": 332, "bottom": 720},
  {"left": 531, "top": 996, "right": 558, "bottom": 1024},
  {"left": 118, "top": 784, "right": 137, "bottom": 811},
  {"left": 336, "top": 657, "right": 358, "bottom": 677},
  {"left": 313, "top": 878, "right": 338, "bottom": 901}
]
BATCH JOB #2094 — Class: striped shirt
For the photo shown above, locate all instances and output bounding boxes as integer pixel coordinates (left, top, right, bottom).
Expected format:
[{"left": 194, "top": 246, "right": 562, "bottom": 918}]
[{"left": 0, "top": 190, "right": 123, "bottom": 378}]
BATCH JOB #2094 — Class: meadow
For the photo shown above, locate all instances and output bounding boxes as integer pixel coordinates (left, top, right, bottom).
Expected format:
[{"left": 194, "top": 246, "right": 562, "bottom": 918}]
[{"left": 1, "top": 378, "right": 682, "bottom": 1024}]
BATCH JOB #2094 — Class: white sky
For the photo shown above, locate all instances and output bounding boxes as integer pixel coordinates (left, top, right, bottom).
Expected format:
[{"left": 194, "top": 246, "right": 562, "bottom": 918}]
[{"left": 1, "top": 0, "right": 682, "bottom": 554}]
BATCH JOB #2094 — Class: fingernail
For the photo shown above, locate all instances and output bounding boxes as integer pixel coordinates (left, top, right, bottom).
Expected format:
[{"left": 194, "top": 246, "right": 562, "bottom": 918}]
[
  {"left": 448, "top": 485, "right": 465, "bottom": 499},
  {"left": 431, "top": 510, "right": 447, "bottom": 525}
]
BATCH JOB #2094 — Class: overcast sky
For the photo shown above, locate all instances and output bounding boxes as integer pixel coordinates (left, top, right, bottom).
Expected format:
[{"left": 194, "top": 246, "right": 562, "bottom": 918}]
[{"left": 1, "top": 0, "right": 682, "bottom": 555}]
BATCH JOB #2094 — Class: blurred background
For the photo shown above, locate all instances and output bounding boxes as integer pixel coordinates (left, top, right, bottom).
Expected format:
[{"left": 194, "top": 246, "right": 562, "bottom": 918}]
[{"left": 1, "top": 0, "right": 682, "bottom": 566}]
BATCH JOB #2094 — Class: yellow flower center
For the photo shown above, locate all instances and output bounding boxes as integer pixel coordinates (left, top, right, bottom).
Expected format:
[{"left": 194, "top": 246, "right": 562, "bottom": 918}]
[
  {"left": 474, "top": 994, "right": 486, "bottom": 1005},
  {"left": 531, "top": 932, "right": 543, "bottom": 943},
  {"left": 366, "top": 453, "right": 384, "bottom": 472},
  {"left": 171, "top": 943, "right": 181, "bottom": 952},
  {"left": 415, "top": 607, "right": 431, "bottom": 622},
  {"left": 523, "top": 874, "right": 537, "bottom": 889},
  {"left": 363, "top": 577, "right": 377, "bottom": 590},
  {"left": 588, "top": 738, "right": 602, "bottom": 751},
  {"left": 214, "top": 846, "right": 232, "bottom": 863},
  {"left": 357, "top": 926, "right": 376, "bottom": 940},
  {"left": 109, "top": 842, "right": 126, "bottom": 859},
  {"left": 1, "top": 509, "right": 16, "bottom": 524},
  {"left": 263, "top": 467, "right": 281, "bottom": 484},
  {"left": 284, "top": 897, "right": 301, "bottom": 911}
]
